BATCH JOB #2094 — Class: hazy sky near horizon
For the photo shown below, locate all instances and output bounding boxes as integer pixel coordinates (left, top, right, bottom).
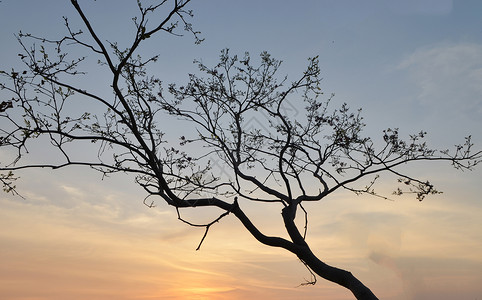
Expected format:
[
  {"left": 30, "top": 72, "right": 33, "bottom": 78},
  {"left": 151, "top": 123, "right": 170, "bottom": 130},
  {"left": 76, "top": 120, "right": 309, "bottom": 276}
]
[{"left": 1, "top": 1, "right": 482, "bottom": 299}]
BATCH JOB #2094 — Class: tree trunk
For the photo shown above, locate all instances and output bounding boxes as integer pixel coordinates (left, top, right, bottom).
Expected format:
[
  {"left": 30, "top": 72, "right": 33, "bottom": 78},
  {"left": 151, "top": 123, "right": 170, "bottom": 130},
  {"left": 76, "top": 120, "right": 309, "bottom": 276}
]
[
  {"left": 281, "top": 205, "right": 378, "bottom": 299},
  {"left": 296, "top": 246, "right": 379, "bottom": 300}
]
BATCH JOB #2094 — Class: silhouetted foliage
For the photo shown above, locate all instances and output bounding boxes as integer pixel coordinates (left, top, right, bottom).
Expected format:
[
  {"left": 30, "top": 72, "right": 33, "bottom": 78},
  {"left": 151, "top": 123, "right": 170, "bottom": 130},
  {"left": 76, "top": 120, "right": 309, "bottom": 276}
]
[{"left": 1, "top": 1, "right": 480, "bottom": 299}]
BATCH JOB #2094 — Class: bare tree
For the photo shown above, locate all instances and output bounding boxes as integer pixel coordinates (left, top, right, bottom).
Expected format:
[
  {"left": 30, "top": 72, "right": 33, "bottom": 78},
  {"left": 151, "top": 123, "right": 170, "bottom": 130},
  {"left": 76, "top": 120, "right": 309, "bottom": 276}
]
[{"left": 1, "top": 1, "right": 480, "bottom": 299}]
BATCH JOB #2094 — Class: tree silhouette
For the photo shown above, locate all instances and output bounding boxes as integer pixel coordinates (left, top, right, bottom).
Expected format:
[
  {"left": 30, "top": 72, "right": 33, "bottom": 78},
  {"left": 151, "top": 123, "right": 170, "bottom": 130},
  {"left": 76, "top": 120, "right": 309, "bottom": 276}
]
[{"left": 0, "top": 1, "right": 480, "bottom": 299}]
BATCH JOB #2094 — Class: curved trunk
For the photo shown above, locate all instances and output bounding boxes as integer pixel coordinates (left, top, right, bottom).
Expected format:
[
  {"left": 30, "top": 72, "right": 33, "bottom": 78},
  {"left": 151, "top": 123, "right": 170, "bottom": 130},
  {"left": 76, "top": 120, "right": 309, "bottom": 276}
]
[
  {"left": 281, "top": 205, "right": 379, "bottom": 300},
  {"left": 295, "top": 246, "right": 379, "bottom": 300},
  {"left": 231, "top": 201, "right": 379, "bottom": 299}
]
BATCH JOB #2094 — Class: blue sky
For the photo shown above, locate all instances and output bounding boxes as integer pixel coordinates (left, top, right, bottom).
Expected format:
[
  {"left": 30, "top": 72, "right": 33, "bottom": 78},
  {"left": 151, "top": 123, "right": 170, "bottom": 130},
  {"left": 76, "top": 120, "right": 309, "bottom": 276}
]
[{"left": 1, "top": 1, "right": 482, "bottom": 299}]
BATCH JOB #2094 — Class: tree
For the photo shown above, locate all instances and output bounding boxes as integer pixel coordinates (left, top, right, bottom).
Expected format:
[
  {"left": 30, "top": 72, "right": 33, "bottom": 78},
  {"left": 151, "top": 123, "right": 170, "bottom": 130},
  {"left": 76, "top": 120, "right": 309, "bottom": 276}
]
[{"left": 0, "top": 1, "right": 480, "bottom": 299}]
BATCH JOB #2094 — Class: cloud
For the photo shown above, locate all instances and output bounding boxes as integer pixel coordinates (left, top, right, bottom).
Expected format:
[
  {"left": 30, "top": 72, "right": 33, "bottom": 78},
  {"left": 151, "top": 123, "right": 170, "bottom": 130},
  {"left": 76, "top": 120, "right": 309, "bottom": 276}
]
[
  {"left": 388, "top": 0, "right": 453, "bottom": 15},
  {"left": 369, "top": 252, "right": 482, "bottom": 300},
  {"left": 398, "top": 43, "right": 482, "bottom": 120}
]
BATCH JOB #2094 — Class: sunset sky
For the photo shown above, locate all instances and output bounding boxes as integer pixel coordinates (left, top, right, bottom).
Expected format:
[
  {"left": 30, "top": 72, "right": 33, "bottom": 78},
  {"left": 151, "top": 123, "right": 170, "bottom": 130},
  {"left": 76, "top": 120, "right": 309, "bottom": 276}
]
[{"left": 1, "top": 1, "right": 482, "bottom": 299}]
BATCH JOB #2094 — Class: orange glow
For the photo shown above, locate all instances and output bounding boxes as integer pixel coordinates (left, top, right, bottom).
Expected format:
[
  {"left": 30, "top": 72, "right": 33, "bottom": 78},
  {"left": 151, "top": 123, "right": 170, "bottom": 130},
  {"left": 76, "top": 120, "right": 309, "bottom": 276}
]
[{"left": 2, "top": 169, "right": 482, "bottom": 300}]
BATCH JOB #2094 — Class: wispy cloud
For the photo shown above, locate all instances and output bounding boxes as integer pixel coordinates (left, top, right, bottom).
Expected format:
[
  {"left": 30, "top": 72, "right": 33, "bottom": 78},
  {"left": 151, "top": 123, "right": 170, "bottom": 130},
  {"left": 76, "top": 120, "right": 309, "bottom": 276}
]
[
  {"left": 388, "top": 0, "right": 453, "bottom": 15},
  {"left": 369, "top": 251, "right": 482, "bottom": 300},
  {"left": 398, "top": 43, "right": 482, "bottom": 119}
]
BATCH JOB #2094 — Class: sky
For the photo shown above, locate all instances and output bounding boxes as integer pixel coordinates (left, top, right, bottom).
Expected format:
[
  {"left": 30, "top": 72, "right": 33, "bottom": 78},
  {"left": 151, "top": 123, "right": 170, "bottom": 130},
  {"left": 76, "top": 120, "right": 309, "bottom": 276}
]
[{"left": 1, "top": 0, "right": 482, "bottom": 299}]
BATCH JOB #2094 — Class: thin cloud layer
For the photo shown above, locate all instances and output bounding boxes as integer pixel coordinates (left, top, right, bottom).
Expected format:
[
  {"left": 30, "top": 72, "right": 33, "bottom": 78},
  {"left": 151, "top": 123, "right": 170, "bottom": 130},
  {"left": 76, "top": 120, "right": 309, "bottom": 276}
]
[{"left": 399, "top": 43, "right": 482, "bottom": 119}]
